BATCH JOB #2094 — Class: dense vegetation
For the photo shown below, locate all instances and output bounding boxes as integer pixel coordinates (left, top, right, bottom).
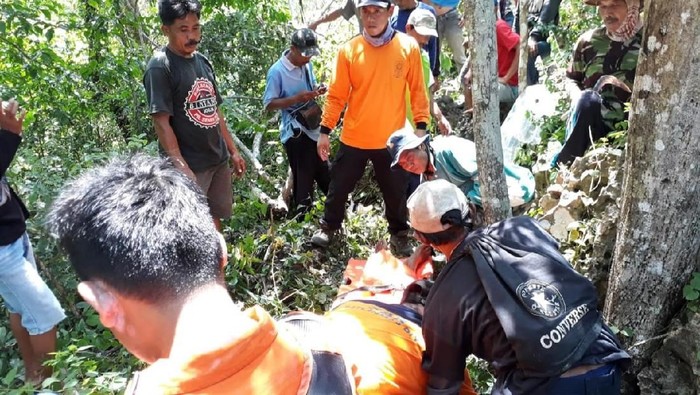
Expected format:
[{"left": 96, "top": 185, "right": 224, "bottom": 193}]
[{"left": 0, "top": 0, "right": 618, "bottom": 393}]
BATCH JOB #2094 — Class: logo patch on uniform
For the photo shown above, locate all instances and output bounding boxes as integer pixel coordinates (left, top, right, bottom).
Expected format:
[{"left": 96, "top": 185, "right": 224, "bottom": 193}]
[
  {"left": 517, "top": 280, "right": 565, "bottom": 319},
  {"left": 184, "top": 77, "right": 220, "bottom": 129},
  {"left": 393, "top": 61, "right": 404, "bottom": 78}
]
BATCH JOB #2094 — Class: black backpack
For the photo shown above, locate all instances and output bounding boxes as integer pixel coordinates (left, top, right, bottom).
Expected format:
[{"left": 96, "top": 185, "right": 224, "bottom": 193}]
[{"left": 460, "top": 216, "right": 602, "bottom": 377}]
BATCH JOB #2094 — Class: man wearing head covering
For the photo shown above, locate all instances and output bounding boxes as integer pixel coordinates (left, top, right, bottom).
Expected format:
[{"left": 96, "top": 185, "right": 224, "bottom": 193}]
[
  {"left": 387, "top": 127, "right": 535, "bottom": 208},
  {"left": 555, "top": 0, "right": 643, "bottom": 165},
  {"left": 408, "top": 179, "right": 631, "bottom": 394},
  {"left": 311, "top": 0, "right": 430, "bottom": 257},
  {"left": 263, "top": 28, "right": 330, "bottom": 216}
]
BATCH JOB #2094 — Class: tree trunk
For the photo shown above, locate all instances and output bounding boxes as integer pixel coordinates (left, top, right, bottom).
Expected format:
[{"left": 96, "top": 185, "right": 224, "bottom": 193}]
[
  {"left": 603, "top": 1, "right": 700, "bottom": 391},
  {"left": 466, "top": 0, "right": 512, "bottom": 224},
  {"left": 518, "top": 0, "right": 528, "bottom": 94}
]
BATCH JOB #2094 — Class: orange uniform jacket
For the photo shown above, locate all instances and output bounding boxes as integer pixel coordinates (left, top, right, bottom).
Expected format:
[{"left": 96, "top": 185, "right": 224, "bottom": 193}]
[
  {"left": 125, "top": 306, "right": 314, "bottom": 395},
  {"left": 321, "top": 32, "right": 430, "bottom": 150},
  {"left": 324, "top": 301, "right": 477, "bottom": 395}
]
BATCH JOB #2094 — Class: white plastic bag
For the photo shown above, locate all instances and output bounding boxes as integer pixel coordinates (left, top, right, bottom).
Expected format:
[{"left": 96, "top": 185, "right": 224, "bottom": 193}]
[{"left": 500, "top": 84, "right": 557, "bottom": 163}]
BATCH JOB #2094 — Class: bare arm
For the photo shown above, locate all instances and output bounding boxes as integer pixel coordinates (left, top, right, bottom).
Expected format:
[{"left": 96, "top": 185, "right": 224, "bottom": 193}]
[
  {"left": 309, "top": 8, "right": 344, "bottom": 30},
  {"left": 501, "top": 47, "right": 520, "bottom": 83},
  {"left": 264, "top": 90, "right": 320, "bottom": 112},
  {"left": 151, "top": 112, "right": 195, "bottom": 180},
  {"left": 217, "top": 108, "right": 246, "bottom": 177}
]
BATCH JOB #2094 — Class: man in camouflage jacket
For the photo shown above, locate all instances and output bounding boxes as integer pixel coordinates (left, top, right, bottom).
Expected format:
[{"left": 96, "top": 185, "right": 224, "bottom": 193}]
[{"left": 555, "top": 0, "right": 642, "bottom": 166}]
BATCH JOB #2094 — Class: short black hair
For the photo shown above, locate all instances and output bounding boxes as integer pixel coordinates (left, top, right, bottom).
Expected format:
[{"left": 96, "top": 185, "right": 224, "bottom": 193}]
[
  {"left": 158, "top": 0, "right": 202, "bottom": 25},
  {"left": 47, "top": 154, "right": 223, "bottom": 303}
]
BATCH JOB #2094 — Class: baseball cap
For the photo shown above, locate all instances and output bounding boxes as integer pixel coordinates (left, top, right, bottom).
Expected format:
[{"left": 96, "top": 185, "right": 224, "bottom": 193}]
[
  {"left": 407, "top": 180, "right": 470, "bottom": 234},
  {"left": 407, "top": 9, "right": 438, "bottom": 37},
  {"left": 357, "top": 0, "right": 391, "bottom": 8},
  {"left": 386, "top": 126, "right": 430, "bottom": 169},
  {"left": 291, "top": 28, "right": 320, "bottom": 57}
]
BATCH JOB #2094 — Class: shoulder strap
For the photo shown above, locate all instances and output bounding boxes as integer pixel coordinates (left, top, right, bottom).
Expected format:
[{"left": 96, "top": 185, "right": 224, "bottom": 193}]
[
  {"left": 302, "top": 64, "right": 314, "bottom": 90},
  {"left": 306, "top": 350, "right": 355, "bottom": 395}
]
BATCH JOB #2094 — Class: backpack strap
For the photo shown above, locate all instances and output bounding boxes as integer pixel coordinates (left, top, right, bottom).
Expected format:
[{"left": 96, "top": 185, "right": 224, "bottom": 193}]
[{"left": 306, "top": 350, "right": 355, "bottom": 395}]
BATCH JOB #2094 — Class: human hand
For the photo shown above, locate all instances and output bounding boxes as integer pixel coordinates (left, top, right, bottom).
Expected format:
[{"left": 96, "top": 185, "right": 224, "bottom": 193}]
[
  {"left": 528, "top": 37, "right": 538, "bottom": 56},
  {"left": 406, "top": 243, "right": 433, "bottom": 271},
  {"left": 437, "top": 116, "right": 452, "bottom": 136},
  {"left": 414, "top": 128, "right": 427, "bottom": 137},
  {"left": 315, "top": 83, "right": 328, "bottom": 96},
  {"left": 298, "top": 90, "right": 318, "bottom": 103},
  {"left": 172, "top": 157, "right": 197, "bottom": 181},
  {"left": 317, "top": 133, "right": 330, "bottom": 161},
  {"left": 498, "top": 76, "right": 509, "bottom": 85},
  {"left": 0, "top": 99, "right": 27, "bottom": 135},
  {"left": 230, "top": 151, "right": 246, "bottom": 177}
]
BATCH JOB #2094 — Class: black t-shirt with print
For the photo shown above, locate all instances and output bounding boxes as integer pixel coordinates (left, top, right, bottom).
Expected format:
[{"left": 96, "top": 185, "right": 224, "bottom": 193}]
[{"left": 143, "top": 47, "right": 228, "bottom": 171}]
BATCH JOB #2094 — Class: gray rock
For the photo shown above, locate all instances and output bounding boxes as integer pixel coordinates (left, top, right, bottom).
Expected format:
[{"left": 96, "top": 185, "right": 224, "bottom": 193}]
[{"left": 638, "top": 311, "right": 700, "bottom": 394}]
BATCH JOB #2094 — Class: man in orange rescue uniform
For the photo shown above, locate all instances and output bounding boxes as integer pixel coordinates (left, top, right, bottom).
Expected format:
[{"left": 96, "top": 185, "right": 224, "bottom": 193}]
[
  {"left": 47, "top": 155, "right": 354, "bottom": 395},
  {"left": 311, "top": 0, "right": 430, "bottom": 257}
]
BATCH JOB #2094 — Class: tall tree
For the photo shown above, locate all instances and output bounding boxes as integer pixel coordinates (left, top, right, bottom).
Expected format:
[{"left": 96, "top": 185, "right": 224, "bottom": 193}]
[
  {"left": 603, "top": 0, "right": 700, "bottom": 390},
  {"left": 464, "top": 0, "right": 512, "bottom": 223}
]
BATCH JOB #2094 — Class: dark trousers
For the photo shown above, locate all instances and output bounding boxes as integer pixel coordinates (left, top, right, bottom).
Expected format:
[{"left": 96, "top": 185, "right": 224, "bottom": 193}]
[
  {"left": 321, "top": 143, "right": 409, "bottom": 235},
  {"left": 547, "top": 364, "right": 621, "bottom": 394},
  {"left": 556, "top": 90, "right": 611, "bottom": 166},
  {"left": 284, "top": 132, "right": 330, "bottom": 215}
]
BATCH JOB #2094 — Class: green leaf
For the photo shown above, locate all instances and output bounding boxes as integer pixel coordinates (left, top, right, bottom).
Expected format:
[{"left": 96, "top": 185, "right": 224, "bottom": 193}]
[
  {"left": 690, "top": 275, "right": 700, "bottom": 289},
  {"left": 683, "top": 285, "right": 699, "bottom": 301}
]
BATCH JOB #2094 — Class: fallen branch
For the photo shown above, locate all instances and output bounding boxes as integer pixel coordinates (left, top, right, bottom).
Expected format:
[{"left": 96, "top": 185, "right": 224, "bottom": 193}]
[{"left": 253, "top": 132, "right": 263, "bottom": 160}]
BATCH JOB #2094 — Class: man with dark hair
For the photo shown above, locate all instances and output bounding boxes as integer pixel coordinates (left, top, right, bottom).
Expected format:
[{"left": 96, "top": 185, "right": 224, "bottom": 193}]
[
  {"left": 144, "top": 0, "right": 246, "bottom": 230},
  {"left": 47, "top": 155, "right": 354, "bottom": 394},
  {"left": 264, "top": 28, "right": 330, "bottom": 216},
  {"left": 312, "top": 0, "right": 430, "bottom": 256},
  {"left": 408, "top": 179, "right": 631, "bottom": 394},
  {"left": 1, "top": 98, "right": 64, "bottom": 386}
]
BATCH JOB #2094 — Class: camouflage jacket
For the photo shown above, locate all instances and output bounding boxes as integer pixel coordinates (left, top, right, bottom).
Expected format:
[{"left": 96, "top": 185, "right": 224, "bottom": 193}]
[{"left": 566, "top": 26, "right": 642, "bottom": 128}]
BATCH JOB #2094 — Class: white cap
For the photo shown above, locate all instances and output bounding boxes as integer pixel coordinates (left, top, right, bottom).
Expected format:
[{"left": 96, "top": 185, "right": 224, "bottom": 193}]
[
  {"left": 407, "top": 180, "right": 470, "bottom": 234},
  {"left": 407, "top": 9, "right": 438, "bottom": 38}
]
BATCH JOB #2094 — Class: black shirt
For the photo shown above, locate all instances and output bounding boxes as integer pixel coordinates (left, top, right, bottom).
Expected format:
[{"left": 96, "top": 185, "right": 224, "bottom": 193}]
[
  {"left": 143, "top": 47, "right": 228, "bottom": 171},
  {"left": 0, "top": 129, "right": 29, "bottom": 246}
]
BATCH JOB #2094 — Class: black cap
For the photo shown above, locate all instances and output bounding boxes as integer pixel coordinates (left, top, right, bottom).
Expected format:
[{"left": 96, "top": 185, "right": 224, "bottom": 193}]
[{"left": 291, "top": 28, "right": 320, "bottom": 57}]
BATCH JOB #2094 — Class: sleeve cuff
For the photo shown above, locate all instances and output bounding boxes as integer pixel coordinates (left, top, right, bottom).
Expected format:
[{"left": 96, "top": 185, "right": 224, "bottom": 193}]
[
  {"left": 416, "top": 122, "right": 428, "bottom": 130},
  {"left": 320, "top": 125, "right": 332, "bottom": 135}
]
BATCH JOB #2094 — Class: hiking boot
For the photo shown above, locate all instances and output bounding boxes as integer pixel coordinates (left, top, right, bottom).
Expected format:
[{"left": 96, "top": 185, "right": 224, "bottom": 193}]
[
  {"left": 311, "top": 228, "right": 336, "bottom": 248},
  {"left": 390, "top": 231, "right": 414, "bottom": 258}
]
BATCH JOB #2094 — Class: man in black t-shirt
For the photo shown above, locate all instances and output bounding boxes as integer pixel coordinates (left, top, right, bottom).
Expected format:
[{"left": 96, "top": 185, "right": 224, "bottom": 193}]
[
  {"left": 407, "top": 179, "right": 631, "bottom": 395},
  {"left": 143, "top": 0, "right": 246, "bottom": 229}
]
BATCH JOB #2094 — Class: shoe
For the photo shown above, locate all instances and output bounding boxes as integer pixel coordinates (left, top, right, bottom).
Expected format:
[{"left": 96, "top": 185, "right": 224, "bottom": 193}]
[
  {"left": 311, "top": 228, "right": 335, "bottom": 248},
  {"left": 390, "top": 231, "right": 414, "bottom": 257}
]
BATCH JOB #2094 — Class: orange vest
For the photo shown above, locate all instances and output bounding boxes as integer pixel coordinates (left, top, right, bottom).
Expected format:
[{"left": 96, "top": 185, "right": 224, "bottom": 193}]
[{"left": 125, "top": 306, "right": 313, "bottom": 395}]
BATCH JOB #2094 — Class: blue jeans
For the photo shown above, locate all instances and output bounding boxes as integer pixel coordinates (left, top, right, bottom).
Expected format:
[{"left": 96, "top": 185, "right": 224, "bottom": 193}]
[{"left": 0, "top": 233, "right": 65, "bottom": 335}]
